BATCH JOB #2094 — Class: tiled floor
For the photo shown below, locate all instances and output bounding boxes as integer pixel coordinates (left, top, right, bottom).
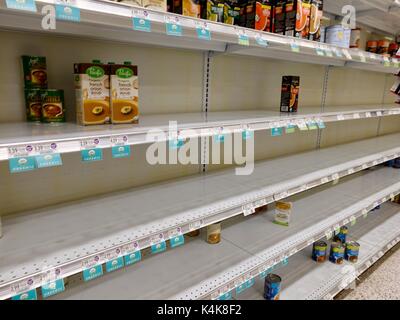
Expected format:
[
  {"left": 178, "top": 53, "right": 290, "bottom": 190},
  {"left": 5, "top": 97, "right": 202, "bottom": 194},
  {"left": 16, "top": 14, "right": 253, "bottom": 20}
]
[{"left": 341, "top": 246, "right": 400, "bottom": 300}]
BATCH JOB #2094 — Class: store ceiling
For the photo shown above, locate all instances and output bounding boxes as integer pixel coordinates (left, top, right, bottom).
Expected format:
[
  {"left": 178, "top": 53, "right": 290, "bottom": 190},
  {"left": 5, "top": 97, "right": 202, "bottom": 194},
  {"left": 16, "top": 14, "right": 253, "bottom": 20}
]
[{"left": 324, "top": 0, "right": 400, "bottom": 36}]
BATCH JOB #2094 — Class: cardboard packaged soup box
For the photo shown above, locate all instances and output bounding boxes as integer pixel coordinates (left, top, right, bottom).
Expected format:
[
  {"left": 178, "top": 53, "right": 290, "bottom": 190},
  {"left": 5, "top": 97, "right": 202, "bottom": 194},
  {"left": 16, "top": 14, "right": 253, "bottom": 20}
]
[
  {"left": 110, "top": 62, "right": 139, "bottom": 124},
  {"left": 74, "top": 61, "right": 110, "bottom": 125}
]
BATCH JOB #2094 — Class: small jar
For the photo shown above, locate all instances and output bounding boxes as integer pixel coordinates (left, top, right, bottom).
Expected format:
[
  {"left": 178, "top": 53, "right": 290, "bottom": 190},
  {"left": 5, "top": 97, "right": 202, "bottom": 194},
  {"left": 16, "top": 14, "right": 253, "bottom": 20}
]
[{"left": 206, "top": 223, "right": 221, "bottom": 244}]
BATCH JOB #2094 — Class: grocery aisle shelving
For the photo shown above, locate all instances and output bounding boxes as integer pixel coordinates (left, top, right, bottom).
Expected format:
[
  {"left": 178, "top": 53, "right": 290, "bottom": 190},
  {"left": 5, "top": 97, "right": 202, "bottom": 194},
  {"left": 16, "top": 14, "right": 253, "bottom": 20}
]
[
  {"left": 38, "top": 168, "right": 400, "bottom": 300},
  {"left": 235, "top": 202, "right": 400, "bottom": 300},
  {"left": 3, "top": 133, "right": 400, "bottom": 299},
  {"left": 1, "top": 105, "right": 399, "bottom": 161},
  {"left": 0, "top": 0, "right": 398, "bottom": 72}
]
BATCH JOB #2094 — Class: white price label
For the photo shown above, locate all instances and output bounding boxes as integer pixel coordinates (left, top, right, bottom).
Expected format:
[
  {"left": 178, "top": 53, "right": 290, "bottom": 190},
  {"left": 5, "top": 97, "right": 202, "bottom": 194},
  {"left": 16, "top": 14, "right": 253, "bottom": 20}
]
[
  {"left": 80, "top": 138, "right": 100, "bottom": 149},
  {"left": 189, "top": 220, "right": 203, "bottom": 231},
  {"left": 296, "top": 120, "right": 308, "bottom": 130},
  {"left": 376, "top": 111, "right": 383, "bottom": 117},
  {"left": 365, "top": 112, "right": 372, "bottom": 118},
  {"left": 33, "top": 142, "right": 58, "bottom": 155},
  {"left": 243, "top": 204, "right": 255, "bottom": 216},
  {"left": 325, "top": 230, "right": 333, "bottom": 240},
  {"left": 359, "top": 52, "right": 366, "bottom": 63},
  {"left": 110, "top": 135, "right": 128, "bottom": 146},
  {"left": 321, "top": 177, "right": 329, "bottom": 184},
  {"left": 11, "top": 278, "right": 36, "bottom": 294},
  {"left": 362, "top": 208, "right": 368, "bottom": 218},
  {"left": 390, "top": 193, "right": 395, "bottom": 201},
  {"left": 342, "top": 49, "right": 352, "bottom": 60},
  {"left": 274, "top": 191, "right": 289, "bottom": 200},
  {"left": 150, "top": 233, "right": 165, "bottom": 245},
  {"left": 337, "top": 114, "right": 345, "bottom": 121},
  {"left": 353, "top": 113, "right": 360, "bottom": 119},
  {"left": 331, "top": 173, "right": 340, "bottom": 183},
  {"left": 168, "top": 227, "right": 183, "bottom": 239},
  {"left": 8, "top": 145, "right": 34, "bottom": 158},
  {"left": 121, "top": 242, "right": 139, "bottom": 254},
  {"left": 41, "top": 268, "right": 62, "bottom": 284}
]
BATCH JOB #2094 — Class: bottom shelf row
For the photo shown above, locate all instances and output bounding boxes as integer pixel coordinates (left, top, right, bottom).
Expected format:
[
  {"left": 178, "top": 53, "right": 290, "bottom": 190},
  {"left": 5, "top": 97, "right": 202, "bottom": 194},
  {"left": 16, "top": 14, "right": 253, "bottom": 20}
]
[{"left": 9, "top": 168, "right": 400, "bottom": 300}]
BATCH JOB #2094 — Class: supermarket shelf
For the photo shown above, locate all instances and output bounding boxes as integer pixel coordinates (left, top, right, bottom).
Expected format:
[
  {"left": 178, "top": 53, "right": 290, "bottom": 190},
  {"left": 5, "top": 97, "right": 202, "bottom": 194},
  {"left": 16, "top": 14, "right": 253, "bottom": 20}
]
[
  {"left": 2, "top": 132, "right": 400, "bottom": 299},
  {"left": 235, "top": 202, "right": 400, "bottom": 300},
  {"left": 173, "top": 169, "right": 400, "bottom": 299},
  {"left": 0, "top": 0, "right": 398, "bottom": 73},
  {"left": 1, "top": 104, "right": 400, "bottom": 161},
  {"left": 45, "top": 168, "right": 400, "bottom": 299}
]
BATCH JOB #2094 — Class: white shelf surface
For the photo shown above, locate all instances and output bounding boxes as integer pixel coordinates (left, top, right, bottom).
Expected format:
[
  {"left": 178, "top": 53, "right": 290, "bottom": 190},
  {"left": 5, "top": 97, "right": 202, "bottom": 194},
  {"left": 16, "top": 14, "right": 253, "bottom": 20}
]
[
  {"left": 44, "top": 168, "right": 400, "bottom": 300},
  {"left": 235, "top": 202, "right": 400, "bottom": 300},
  {"left": 2, "top": 133, "right": 400, "bottom": 299},
  {"left": 1, "top": 104, "right": 400, "bottom": 161},
  {"left": 0, "top": 0, "right": 398, "bottom": 73}
]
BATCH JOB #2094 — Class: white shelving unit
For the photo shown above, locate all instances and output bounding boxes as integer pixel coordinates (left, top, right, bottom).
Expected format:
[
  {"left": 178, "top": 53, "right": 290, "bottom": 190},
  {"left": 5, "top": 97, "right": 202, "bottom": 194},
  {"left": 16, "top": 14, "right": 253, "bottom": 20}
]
[
  {"left": 232, "top": 201, "right": 400, "bottom": 300},
  {"left": 37, "top": 168, "right": 400, "bottom": 300},
  {"left": 0, "top": 0, "right": 400, "bottom": 301},
  {"left": 1, "top": 105, "right": 400, "bottom": 160}
]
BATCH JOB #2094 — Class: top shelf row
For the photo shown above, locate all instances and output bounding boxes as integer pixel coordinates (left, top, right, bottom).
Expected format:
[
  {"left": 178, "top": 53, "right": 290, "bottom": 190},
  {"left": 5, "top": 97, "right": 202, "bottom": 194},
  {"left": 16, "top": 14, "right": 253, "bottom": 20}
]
[{"left": 0, "top": 0, "right": 399, "bottom": 73}]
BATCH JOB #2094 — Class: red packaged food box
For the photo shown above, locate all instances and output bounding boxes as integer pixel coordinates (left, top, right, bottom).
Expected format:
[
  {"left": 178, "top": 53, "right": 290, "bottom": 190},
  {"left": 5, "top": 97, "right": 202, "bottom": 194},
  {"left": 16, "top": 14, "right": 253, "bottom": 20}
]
[
  {"left": 280, "top": 76, "right": 300, "bottom": 113},
  {"left": 246, "top": 0, "right": 274, "bottom": 32},
  {"left": 295, "top": 0, "right": 311, "bottom": 39}
]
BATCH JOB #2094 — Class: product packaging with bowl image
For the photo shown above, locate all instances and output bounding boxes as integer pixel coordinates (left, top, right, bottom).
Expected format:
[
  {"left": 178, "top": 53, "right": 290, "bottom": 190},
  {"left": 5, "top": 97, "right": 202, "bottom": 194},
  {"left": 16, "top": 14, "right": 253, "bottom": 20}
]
[{"left": 280, "top": 76, "right": 300, "bottom": 113}]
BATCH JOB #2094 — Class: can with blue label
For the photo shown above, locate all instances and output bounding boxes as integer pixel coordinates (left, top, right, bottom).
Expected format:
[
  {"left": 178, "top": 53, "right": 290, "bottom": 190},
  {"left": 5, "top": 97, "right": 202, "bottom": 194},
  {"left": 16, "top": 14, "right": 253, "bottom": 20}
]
[
  {"left": 264, "top": 274, "right": 282, "bottom": 300},
  {"left": 333, "top": 226, "right": 348, "bottom": 244},
  {"left": 345, "top": 241, "right": 360, "bottom": 263},
  {"left": 312, "top": 241, "right": 327, "bottom": 263},
  {"left": 329, "top": 242, "right": 345, "bottom": 264}
]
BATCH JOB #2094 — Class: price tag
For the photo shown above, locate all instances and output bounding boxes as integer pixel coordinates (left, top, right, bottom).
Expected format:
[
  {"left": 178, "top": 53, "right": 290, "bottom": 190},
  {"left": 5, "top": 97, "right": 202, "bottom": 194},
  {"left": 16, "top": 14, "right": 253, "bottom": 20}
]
[
  {"left": 332, "top": 173, "right": 340, "bottom": 185},
  {"left": 383, "top": 57, "right": 391, "bottom": 67},
  {"left": 165, "top": 16, "right": 182, "bottom": 36},
  {"left": 105, "top": 257, "right": 124, "bottom": 273},
  {"left": 195, "top": 22, "right": 211, "bottom": 41},
  {"left": 169, "top": 137, "right": 184, "bottom": 149},
  {"left": 324, "top": 48, "right": 333, "bottom": 57},
  {"left": 242, "top": 130, "right": 253, "bottom": 140},
  {"left": 376, "top": 111, "right": 382, "bottom": 117},
  {"left": 237, "top": 30, "right": 249, "bottom": 46},
  {"left": 132, "top": 10, "right": 151, "bottom": 32},
  {"left": 334, "top": 49, "right": 344, "bottom": 58},
  {"left": 217, "top": 291, "right": 232, "bottom": 300},
  {"left": 315, "top": 47, "right": 325, "bottom": 56},
  {"left": 9, "top": 156, "right": 36, "bottom": 173},
  {"left": 5, "top": 0, "right": 36, "bottom": 11},
  {"left": 342, "top": 49, "right": 352, "bottom": 60},
  {"left": 390, "top": 193, "right": 395, "bottom": 201},
  {"left": 55, "top": 0, "right": 80, "bottom": 22},
  {"left": 353, "top": 113, "right": 360, "bottom": 119},
  {"left": 350, "top": 216, "right": 357, "bottom": 226},
  {"left": 169, "top": 227, "right": 185, "bottom": 248},
  {"left": 82, "top": 265, "right": 103, "bottom": 282},
  {"left": 274, "top": 191, "right": 288, "bottom": 201},
  {"left": 124, "top": 251, "right": 141, "bottom": 266},
  {"left": 32, "top": 142, "right": 62, "bottom": 168},
  {"left": 111, "top": 135, "right": 131, "bottom": 158},
  {"left": 242, "top": 203, "right": 256, "bottom": 216},
  {"left": 290, "top": 42, "right": 300, "bottom": 53},
  {"left": 81, "top": 138, "right": 102, "bottom": 162},
  {"left": 307, "top": 120, "right": 318, "bottom": 130},
  {"left": 255, "top": 35, "right": 268, "bottom": 47},
  {"left": 271, "top": 127, "right": 283, "bottom": 137},
  {"left": 337, "top": 114, "right": 345, "bottom": 121},
  {"left": 41, "top": 279, "right": 65, "bottom": 299},
  {"left": 10, "top": 278, "right": 36, "bottom": 295},
  {"left": 362, "top": 208, "right": 368, "bottom": 219},
  {"left": 348, "top": 168, "right": 355, "bottom": 174},
  {"left": 321, "top": 177, "right": 329, "bottom": 184},
  {"left": 325, "top": 229, "right": 333, "bottom": 240},
  {"left": 296, "top": 120, "right": 308, "bottom": 131},
  {"left": 317, "top": 119, "right": 326, "bottom": 129},
  {"left": 358, "top": 52, "right": 366, "bottom": 63},
  {"left": 189, "top": 220, "right": 203, "bottom": 231},
  {"left": 365, "top": 112, "right": 372, "bottom": 118},
  {"left": 11, "top": 289, "right": 38, "bottom": 300},
  {"left": 151, "top": 234, "right": 167, "bottom": 254},
  {"left": 285, "top": 124, "right": 296, "bottom": 134}
]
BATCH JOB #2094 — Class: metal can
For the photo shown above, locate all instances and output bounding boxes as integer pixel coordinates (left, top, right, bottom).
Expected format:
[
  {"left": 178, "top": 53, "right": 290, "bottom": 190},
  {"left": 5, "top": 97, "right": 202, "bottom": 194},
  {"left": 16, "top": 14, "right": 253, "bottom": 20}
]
[
  {"left": 312, "top": 241, "right": 327, "bottom": 263},
  {"left": 40, "top": 89, "right": 66, "bottom": 123},
  {"left": 264, "top": 273, "right": 281, "bottom": 300},
  {"left": 333, "top": 226, "right": 348, "bottom": 244},
  {"left": 24, "top": 89, "right": 42, "bottom": 122},
  {"left": 329, "top": 242, "right": 345, "bottom": 264},
  {"left": 345, "top": 241, "right": 360, "bottom": 263},
  {"left": 206, "top": 223, "right": 221, "bottom": 244},
  {"left": 377, "top": 40, "right": 390, "bottom": 55}
]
